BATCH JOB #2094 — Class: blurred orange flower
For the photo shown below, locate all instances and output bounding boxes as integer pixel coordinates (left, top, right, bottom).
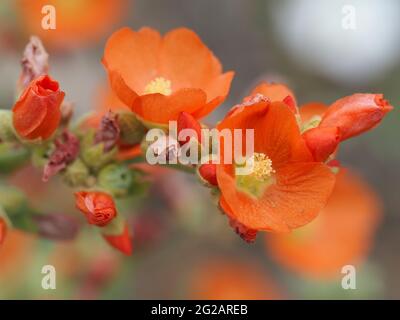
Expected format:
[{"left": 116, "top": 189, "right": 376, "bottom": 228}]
[
  {"left": 187, "top": 258, "right": 282, "bottom": 299},
  {"left": 265, "top": 170, "right": 381, "bottom": 279},
  {"left": 0, "top": 231, "right": 35, "bottom": 280},
  {"left": 16, "top": 0, "right": 127, "bottom": 49},
  {"left": 12, "top": 75, "right": 65, "bottom": 140},
  {"left": 217, "top": 95, "right": 335, "bottom": 235},
  {"left": 102, "top": 27, "right": 234, "bottom": 125},
  {"left": 75, "top": 191, "right": 117, "bottom": 227}
]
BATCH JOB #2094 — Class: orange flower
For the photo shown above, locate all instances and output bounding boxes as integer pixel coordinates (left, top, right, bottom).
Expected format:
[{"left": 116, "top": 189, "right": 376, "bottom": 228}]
[
  {"left": 217, "top": 95, "right": 335, "bottom": 234},
  {"left": 187, "top": 258, "right": 281, "bottom": 299},
  {"left": 17, "top": 0, "right": 128, "bottom": 49},
  {"left": 264, "top": 170, "right": 381, "bottom": 279},
  {"left": 74, "top": 191, "right": 117, "bottom": 227},
  {"left": 102, "top": 27, "right": 234, "bottom": 125},
  {"left": 12, "top": 75, "right": 65, "bottom": 140}
]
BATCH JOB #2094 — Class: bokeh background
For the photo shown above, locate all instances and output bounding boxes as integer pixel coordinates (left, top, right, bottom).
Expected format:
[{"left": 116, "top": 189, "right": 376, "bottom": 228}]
[{"left": 0, "top": 0, "right": 399, "bottom": 299}]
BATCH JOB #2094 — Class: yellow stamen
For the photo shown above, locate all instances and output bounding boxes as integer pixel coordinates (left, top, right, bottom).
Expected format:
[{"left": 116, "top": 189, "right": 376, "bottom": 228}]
[
  {"left": 235, "top": 152, "right": 275, "bottom": 198},
  {"left": 248, "top": 152, "right": 275, "bottom": 181},
  {"left": 144, "top": 77, "right": 172, "bottom": 96}
]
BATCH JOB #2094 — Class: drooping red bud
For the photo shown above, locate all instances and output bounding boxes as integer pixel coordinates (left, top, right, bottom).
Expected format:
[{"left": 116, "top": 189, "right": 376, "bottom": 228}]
[
  {"left": 103, "top": 223, "right": 132, "bottom": 255},
  {"left": 198, "top": 163, "right": 218, "bottom": 186},
  {"left": 320, "top": 93, "right": 393, "bottom": 141},
  {"left": 303, "top": 126, "right": 340, "bottom": 162},
  {"left": 177, "top": 112, "right": 202, "bottom": 145}
]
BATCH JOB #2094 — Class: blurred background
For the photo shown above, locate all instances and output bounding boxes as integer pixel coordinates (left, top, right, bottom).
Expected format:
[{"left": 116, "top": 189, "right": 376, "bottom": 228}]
[{"left": 0, "top": 0, "right": 399, "bottom": 299}]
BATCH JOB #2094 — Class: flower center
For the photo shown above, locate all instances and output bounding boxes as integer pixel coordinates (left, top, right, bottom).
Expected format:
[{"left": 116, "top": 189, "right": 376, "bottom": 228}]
[
  {"left": 144, "top": 77, "right": 172, "bottom": 96},
  {"left": 236, "top": 152, "right": 275, "bottom": 198},
  {"left": 249, "top": 152, "right": 275, "bottom": 181}
]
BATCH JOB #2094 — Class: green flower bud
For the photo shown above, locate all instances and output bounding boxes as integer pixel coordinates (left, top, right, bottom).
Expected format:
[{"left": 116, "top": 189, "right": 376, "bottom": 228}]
[
  {"left": 0, "top": 110, "right": 16, "bottom": 142},
  {"left": 31, "top": 143, "right": 52, "bottom": 168},
  {"left": 0, "top": 142, "right": 30, "bottom": 173},
  {"left": 0, "top": 185, "right": 29, "bottom": 216},
  {"left": 80, "top": 129, "right": 117, "bottom": 171},
  {"left": 117, "top": 111, "right": 147, "bottom": 145},
  {"left": 98, "top": 163, "right": 133, "bottom": 197},
  {"left": 0, "top": 185, "right": 38, "bottom": 232},
  {"left": 62, "top": 158, "right": 91, "bottom": 187}
]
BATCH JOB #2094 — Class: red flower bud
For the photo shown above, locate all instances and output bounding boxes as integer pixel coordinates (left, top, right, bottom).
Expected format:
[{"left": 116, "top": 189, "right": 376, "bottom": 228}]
[
  {"left": 0, "top": 217, "right": 7, "bottom": 245},
  {"left": 303, "top": 126, "right": 340, "bottom": 162},
  {"left": 320, "top": 94, "right": 393, "bottom": 141},
  {"left": 177, "top": 112, "right": 202, "bottom": 145},
  {"left": 12, "top": 75, "right": 65, "bottom": 140},
  {"left": 74, "top": 191, "right": 117, "bottom": 227},
  {"left": 103, "top": 223, "right": 132, "bottom": 255},
  {"left": 198, "top": 163, "right": 218, "bottom": 186}
]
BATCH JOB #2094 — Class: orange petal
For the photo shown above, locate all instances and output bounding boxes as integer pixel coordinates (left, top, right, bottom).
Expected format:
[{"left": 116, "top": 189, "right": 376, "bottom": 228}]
[
  {"left": 217, "top": 100, "right": 312, "bottom": 168},
  {"left": 299, "top": 102, "right": 328, "bottom": 123},
  {"left": 131, "top": 89, "right": 207, "bottom": 124},
  {"left": 265, "top": 170, "right": 381, "bottom": 278},
  {"left": 217, "top": 162, "right": 335, "bottom": 232},
  {"left": 177, "top": 112, "right": 202, "bottom": 145},
  {"left": 191, "top": 71, "right": 234, "bottom": 119},
  {"left": 159, "top": 28, "right": 219, "bottom": 89},
  {"left": 302, "top": 126, "right": 340, "bottom": 162},
  {"left": 102, "top": 27, "right": 162, "bottom": 97},
  {"left": 250, "top": 82, "right": 297, "bottom": 107}
]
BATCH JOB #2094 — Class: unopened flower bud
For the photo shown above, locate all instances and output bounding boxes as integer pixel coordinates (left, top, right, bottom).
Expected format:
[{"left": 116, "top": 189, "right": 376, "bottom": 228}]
[
  {"left": 101, "top": 216, "right": 132, "bottom": 255},
  {"left": 81, "top": 129, "right": 117, "bottom": 171},
  {"left": 117, "top": 111, "right": 147, "bottom": 146},
  {"left": 0, "top": 185, "right": 28, "bottom": 216},
  {"left": 13, "top": 75, "right": 65, "bottom": 141},
  {"left": 62, "top": 158, "right": 90, "bottom": 187},
  {"left": 98, "top": 164, "right": 133, "bottom": 197},
  {"left": 197, "top": 163, "right": 218, "bottom": 187},
  {"left": 74, "top": 191, "right": 117, "bottom": 227},
  {"left": 0, "top": 142, "right": 30, "bottom": 173},
  {"left": 0, "top": 110, "right": 16, "bottom": 142}
]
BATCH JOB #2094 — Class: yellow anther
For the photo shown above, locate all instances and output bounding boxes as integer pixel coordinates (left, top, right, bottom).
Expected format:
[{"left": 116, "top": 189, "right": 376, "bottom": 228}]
[
  {"left": 248, "top": 152, "right": 275, "bottom": 181},
  {"left": 144, "top": 77, "right": 172, "bottom": 96}
]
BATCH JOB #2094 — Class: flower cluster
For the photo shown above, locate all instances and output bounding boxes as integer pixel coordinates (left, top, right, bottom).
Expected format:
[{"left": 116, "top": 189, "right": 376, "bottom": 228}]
[{"left": 0, "top": 27, "right": 393, "bottom": 256}]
